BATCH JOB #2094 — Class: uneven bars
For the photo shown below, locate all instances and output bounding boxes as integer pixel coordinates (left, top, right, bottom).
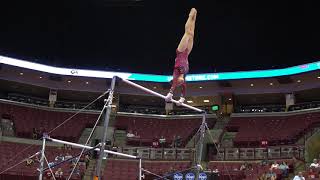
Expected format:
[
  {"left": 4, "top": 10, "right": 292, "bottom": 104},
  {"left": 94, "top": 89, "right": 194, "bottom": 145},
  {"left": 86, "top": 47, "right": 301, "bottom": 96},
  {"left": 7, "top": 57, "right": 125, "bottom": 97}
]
[
  {"left": 46, "top": 137, "right": 138, "bottom": 159},
  {"left": 119, "top": 77, "right": 204, "bottom": 113}
]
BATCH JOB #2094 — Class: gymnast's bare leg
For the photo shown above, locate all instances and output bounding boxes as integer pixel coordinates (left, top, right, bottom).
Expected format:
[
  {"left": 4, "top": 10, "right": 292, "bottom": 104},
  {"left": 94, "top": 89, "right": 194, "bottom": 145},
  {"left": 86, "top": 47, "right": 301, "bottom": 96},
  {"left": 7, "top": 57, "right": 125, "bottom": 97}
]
[{"left": 165, "top": 8, "right": 197, "bottom": 105}]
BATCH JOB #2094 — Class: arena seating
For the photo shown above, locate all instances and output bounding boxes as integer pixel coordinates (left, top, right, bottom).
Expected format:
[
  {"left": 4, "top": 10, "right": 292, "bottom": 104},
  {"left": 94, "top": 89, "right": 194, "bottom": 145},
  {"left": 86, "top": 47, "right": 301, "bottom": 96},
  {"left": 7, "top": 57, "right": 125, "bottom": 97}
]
[
  {"left": 0, "top": 141, "right": 85, "bottom": 180},
  {"left": 0, "top": 102, "right": 99, "bottom": 142},
  {"left": 226, "top": 112, "right": 320, "bottom": 147},
  {"left": 208, "top": 159, "right": 294, "bottom": 180},
  {"left": 103, "top": 159, "right": 192, "bottom": 180},
  {"left": 115, "top": 115, "right": 216, "bottom": 146}
]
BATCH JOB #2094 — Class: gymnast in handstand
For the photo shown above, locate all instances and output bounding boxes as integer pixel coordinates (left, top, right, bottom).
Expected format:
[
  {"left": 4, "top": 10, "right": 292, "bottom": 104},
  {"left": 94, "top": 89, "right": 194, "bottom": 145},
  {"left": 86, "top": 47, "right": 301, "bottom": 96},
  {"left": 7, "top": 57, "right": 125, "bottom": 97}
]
[{"left": 165, "top": 8, "right": 197, "bottom": 104}]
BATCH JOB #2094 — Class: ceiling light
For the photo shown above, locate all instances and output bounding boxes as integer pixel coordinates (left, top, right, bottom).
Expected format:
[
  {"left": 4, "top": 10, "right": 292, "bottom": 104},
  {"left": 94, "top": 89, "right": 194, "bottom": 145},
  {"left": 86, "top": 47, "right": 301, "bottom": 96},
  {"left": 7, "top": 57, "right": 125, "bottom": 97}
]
[
  {"left": 153, "top": 86, "right": 157, "bottom": 89},
  {"left": 317, "top": 76, "right": 320, "bottom": 79},
  {"left": 250, "top": 84, "right": 254, "bottom": 87},
  {"left": 19, "top": 72, "right": 23, "bottom": 75},
  {"left": 199, "top": 86, "right": 203, "bottom": 89},
  {"left": 269, "top": 82, "right": 273, "bottom": 86},
  {"left": 67, "top": 80, "right": 71, "bottom": 83},
  {"left": 39, "top": 76, "right": 42, "bottom": 79},
  {"left": 228, "top": 98, "right": 232, "bottom": 101},
  {"left": 86, "top": 81, "right": 89, "bottom": 84},
  {"left": 203, "top": 100, "right": 210, "bottom": 103},
  {"left": 297, "top": 80, "right": 301, "bottom": 83},
  {"left": 187, "top": 100, "right": 193, "bottom": 103}
]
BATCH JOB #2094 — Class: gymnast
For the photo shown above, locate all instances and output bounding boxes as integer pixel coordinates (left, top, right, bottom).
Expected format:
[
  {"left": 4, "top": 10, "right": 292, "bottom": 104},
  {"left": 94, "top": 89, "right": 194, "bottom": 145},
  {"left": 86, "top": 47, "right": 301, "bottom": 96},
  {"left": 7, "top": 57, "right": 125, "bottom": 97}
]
[{"left": 165, "top": 8, "right": 197, "bottom": 104}]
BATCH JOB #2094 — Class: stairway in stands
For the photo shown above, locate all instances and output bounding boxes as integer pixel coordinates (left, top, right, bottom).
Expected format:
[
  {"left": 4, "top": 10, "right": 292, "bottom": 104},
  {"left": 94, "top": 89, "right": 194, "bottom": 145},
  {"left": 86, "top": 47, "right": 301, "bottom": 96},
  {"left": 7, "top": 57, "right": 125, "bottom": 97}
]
[
  {"left": 78, "top": 111, "right": 117, "bottom": 145},
  {"left": 215, "top": 115, "right": 236, "bottom": 147},
  {"left": 214, "top": 115, "right": 231, "bottom": 129},
  {"left": 83, "top": 159, "right": 109, "bottom": 180}
]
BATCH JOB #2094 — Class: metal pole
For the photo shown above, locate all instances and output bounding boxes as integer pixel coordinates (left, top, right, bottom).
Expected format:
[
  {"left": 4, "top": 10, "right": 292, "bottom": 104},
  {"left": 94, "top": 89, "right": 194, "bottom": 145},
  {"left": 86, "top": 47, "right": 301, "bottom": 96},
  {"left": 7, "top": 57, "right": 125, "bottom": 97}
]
[
  {"left": 195, "top": 113, "right": 206, "bottom": 180},
  {"left": 120, "top": 77, "right": 204, "bottom": 113},
  {"left": 95, "top": 76, "right": 117, "bottom": 179},
  {"left": 47, "top": 137, "right": 137, "bottom": 159},
  {"left": 39, "top": 134, "right": 46, "bottom": 180},
  {"left": 139, "top": 158, "right": 142, "bottom": 180}
]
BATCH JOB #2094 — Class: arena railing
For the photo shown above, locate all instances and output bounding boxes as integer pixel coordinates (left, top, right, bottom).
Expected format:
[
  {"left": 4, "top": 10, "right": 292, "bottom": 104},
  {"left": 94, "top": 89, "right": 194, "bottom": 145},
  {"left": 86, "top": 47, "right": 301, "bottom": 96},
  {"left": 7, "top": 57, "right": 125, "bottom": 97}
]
[{"left": 210, "top": 145, "right": 305, "bottom": 161}]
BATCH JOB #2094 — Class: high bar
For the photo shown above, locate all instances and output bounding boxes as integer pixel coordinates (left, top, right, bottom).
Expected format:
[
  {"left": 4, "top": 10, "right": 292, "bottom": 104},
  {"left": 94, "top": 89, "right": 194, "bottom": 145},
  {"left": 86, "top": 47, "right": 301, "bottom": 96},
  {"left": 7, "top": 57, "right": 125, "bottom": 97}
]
[
  {"left": 46, "top": 137, "right": 138, "bottom": 159},
  {"left": 119, "top": 77, "right": 204, "bottom": 113}
]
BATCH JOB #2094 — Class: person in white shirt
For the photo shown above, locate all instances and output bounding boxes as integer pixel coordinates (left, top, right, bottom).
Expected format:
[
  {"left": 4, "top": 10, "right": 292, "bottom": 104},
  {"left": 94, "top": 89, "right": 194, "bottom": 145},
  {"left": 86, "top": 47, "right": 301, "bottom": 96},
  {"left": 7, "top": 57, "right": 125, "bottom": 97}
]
[
  {"left": 126, "top": 130, "right": 135, "bottom": 138},
  {"left": 55, "top": 154, "right": 64, "bottom": 162},
  {"left": 310, "top": 159, "right": 320, "bottom": 168},
  {"left": 293, "top": 171, "right": 305, "bottom": 180},
  {"left": 271, "top": 161, "right": 279, "bottom": 169}
]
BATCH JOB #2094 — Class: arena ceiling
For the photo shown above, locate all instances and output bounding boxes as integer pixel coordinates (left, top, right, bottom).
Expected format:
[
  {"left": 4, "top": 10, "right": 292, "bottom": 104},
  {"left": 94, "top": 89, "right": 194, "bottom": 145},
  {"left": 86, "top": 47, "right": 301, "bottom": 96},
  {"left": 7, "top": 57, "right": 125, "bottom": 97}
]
[{"left": 0, "top": 1, "right": 320, "bottom": 74}]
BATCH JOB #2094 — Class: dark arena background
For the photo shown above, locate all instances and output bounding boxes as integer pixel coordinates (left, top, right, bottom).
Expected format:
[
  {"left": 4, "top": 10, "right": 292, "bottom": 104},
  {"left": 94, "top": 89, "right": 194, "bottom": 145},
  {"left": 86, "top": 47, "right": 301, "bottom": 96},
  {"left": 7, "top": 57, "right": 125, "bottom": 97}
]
[{"left": 1, "top": 0, "right": 320, "bottom": 180}]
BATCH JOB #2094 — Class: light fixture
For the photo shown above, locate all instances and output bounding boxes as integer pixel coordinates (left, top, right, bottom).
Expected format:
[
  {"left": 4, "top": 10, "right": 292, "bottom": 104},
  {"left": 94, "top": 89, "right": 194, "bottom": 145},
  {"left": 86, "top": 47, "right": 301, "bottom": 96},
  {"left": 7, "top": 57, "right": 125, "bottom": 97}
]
[
  {"left": 85, "top": 81, "right": 89, "bottom": 84},
  {"left": 19, "top": 72, "right": 23, "bottom": 75},
  {"left": 67, "top": 80, "right": 71, "bottom": 83},
  {"left": 269, "top": 82, "right": 273, "bottom": 86},
  {"left": 250, "top": 83, "right": 254, "bottom": 87},
  {"left": 203, "top": 100, "right": 210, "bottom": 103},
  {"left": 317, "top": 76, "right": 320, "bottom": 79},
  {"left": 297, "top": 80, "right": 301, "bottom": 83},
  {"left": 39, "top": 76, "right": 43, "bottom": 79},
  {"left": 199, "top": 86, "right": 203, "bottom": 89},
  {"left": 228, "top": 98, "right": 232, "bottom": 101},
  {"left": 187, "top": 100, "right": 193, "bottom": 103},
  {"left": 153, "top": 86, "right": 157, "bottom": 89}
]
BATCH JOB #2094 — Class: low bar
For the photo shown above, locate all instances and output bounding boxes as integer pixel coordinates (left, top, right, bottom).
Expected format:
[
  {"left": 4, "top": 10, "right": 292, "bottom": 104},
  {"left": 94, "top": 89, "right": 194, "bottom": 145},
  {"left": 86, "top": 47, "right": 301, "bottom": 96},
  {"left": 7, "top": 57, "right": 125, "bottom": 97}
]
[
  {"left": 119, "top": 77, "right": 204, "bottom": 113},
  {"left": 47, "top": 137, "right": 137, "bottom": 159}
]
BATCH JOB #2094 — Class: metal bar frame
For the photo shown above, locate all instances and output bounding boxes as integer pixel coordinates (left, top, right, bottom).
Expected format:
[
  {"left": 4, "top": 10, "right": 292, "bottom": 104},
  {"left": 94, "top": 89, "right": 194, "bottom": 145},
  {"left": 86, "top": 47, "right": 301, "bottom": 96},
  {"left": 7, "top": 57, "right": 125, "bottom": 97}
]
[
  {"left": 95, "top": 76, "right": 117, "bottom": 179},
  {"left": 38, "top": 135, "right": 46, "bottom": 180},
  {"left": 119, "top": 77, "right": 206, "bottom": 180},
  {"left": 119, "top": 77, "right": 204, "bottom": 113},
  {"left": 38, "top": 76, "right": 206, "bottom": 180}
]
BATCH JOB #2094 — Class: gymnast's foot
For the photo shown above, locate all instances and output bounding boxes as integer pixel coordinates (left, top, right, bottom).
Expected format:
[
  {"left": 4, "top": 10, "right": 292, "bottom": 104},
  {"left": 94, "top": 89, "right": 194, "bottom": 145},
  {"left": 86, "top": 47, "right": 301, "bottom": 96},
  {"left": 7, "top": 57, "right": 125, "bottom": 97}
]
[
  {"left": 165, "top": 92, "right": 173, "bottom": 102},
  {"left": 177, "top": 97, "right": 185, "bottom": 106}
]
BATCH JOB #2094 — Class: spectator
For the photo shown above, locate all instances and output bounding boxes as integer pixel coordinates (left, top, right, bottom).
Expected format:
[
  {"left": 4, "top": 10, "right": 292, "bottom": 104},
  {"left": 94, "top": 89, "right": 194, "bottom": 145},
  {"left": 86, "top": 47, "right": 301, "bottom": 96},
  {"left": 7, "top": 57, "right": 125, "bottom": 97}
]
[
  {"left": 247, "top": 163, "right": 253, "bottom": 171},
  {"left": 259, "top": 173, "right": 267, "bottom": 180},
  {"left": 48, "top": 162, "right": 55, "bottom": 168},
  {"left": 265, "top": 168, "right": 277, "bottom": 180},
  {"left": 73, "top": 165, "right": 81, "bottom": 177},
  {"left": 70, "top": 163, "right": 81, "bottom": 177},
  {"left": 85, "top": 154, "right": 90, "bottom": 169},
  {"left": 271, "top": 161, "right": 279, "bottom": 169},
  {"left": 293, "top": 171, "right": 305, "bottom": 180},
  {"left": 26, "top": 157, "right": 34, "bottom": 166},
  {"left": 310, "top": 159, "right": 319, "bottom": 168},
  {"left": 152, "top": 139, "right": 159, "bottom": 148},
  {"left": 175, "top": 135, "right": 182, "bottom": 147},
  {"left": 65, "top": 153, "right": 72, "bottom": 160},
  {"left": 44, "top": 170, "right": 53, "bottom": 180},
  {"left": 71, "top": 157, "right": 80, "bottom": 164},
  {"left": 55, "top": 154, "right": 65, "bottom": 162},
  {"left": 67, "top": 144, "right": 72, "bottom": 150},
  {"left": 308, "top": 168, "right": 317, "bottom": 179},
  {"left": 64, "top": 144, "right": 72, "bottom": 150},
  {"left": 32, "top": 128, "right": 38, "bottom": 139},
  {"left": 261, "top": 158, "right": 268, "bottom": 166},
  {"left": 127, "top": 130, "right": 135, "bottom": 138},
  {"left": 54, "top": 168, "right": 63, "bottom": 178},
  {"left": 239, "top": 163, "right": 247, "bottom": 171},
  {"left": 278, "top": 161, "right": 289, "bottom": 177},
  {"left": 159, "top": 136, "right": 166, "bottom": 148}
]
